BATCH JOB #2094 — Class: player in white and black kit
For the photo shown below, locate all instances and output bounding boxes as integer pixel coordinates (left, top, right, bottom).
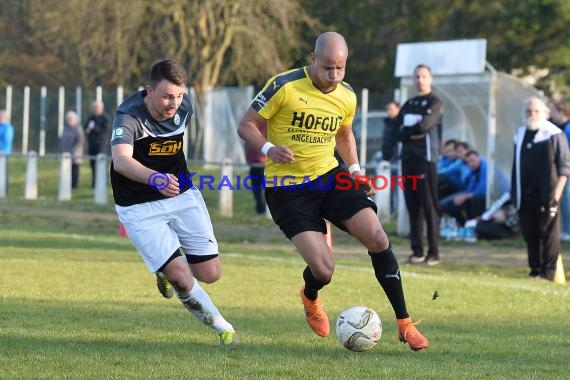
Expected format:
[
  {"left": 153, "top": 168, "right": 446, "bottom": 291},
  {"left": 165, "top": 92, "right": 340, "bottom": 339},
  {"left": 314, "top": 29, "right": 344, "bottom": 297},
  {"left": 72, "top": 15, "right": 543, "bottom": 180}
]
[
  {"left": 110, "top": 59, "right": 237, "bottom": 347},
  {"left": 398, "top": 64, "right": 443, "bottom": 266}
]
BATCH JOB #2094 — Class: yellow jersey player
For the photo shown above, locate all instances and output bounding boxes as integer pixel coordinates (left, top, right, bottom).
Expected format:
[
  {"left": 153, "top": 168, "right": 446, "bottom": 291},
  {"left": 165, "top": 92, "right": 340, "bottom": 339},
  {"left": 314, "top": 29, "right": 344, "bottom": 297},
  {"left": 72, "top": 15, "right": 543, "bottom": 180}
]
[{"left": 237, "top": 32, "right": 428, "bottom": 351}]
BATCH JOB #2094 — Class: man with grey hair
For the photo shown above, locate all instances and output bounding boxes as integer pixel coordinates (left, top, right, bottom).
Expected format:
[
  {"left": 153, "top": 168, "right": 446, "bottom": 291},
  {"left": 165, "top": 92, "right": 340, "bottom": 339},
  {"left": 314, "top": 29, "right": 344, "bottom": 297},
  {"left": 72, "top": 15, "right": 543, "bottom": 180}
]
[
  {"left": 60, "top": 111, "right": 84, "bottom": 188},
  {"left": 511, "top": 96, "right": 570, "bottom": 281}
]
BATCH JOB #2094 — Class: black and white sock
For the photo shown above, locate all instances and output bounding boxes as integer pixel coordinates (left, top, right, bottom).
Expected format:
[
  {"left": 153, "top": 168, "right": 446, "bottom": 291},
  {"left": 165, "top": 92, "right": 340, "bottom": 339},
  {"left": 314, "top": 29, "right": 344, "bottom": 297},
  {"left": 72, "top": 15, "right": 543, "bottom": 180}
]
[{"left": 369, "top": 245, "right": 409, "bottom": 319}]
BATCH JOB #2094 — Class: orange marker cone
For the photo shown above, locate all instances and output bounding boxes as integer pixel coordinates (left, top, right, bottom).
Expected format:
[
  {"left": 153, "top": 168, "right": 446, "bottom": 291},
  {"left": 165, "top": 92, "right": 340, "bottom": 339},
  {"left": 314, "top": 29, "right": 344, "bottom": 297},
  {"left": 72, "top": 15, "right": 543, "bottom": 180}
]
[{"left": 554, "top": 254, "right": 566, "bottom": 285}]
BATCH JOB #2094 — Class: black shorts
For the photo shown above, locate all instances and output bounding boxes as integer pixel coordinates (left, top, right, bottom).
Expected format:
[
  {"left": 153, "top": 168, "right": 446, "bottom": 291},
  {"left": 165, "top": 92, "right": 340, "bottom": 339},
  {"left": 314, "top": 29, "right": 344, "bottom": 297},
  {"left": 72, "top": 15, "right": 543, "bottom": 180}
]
[{"left": 265, "top": 166, "right": 377, "bottom": 239}]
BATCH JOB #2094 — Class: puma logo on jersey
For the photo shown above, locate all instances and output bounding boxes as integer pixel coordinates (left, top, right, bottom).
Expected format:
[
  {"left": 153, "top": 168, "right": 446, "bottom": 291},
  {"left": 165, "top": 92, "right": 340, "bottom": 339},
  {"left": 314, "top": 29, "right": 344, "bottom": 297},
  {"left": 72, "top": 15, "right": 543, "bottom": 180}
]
[
  {"left": 385, "top": 269, "right": 400, "bottom": 281},
  {"left": 149, "top": 140, "right": 182, "bottom": 156},
  {"left": 299, "top": 97, "right": 308, "bottom": 105},
  {"left": 253, "top": 92, "right": 267, "bottom": 108}
]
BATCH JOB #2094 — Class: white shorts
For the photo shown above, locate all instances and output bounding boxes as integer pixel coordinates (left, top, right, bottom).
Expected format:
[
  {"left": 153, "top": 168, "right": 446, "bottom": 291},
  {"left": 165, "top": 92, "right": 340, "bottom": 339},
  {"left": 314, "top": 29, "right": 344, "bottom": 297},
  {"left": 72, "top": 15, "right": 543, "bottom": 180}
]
[{"left": 115, "top": 190, "right": 219, "bottom": 273}]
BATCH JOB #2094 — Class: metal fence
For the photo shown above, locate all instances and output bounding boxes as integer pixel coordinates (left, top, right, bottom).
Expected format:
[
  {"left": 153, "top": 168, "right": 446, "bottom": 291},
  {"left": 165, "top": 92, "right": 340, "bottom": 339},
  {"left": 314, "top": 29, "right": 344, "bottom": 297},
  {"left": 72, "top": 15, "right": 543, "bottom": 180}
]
[{"left": 0, "top": 151, "right": 394, "bottom": 221}]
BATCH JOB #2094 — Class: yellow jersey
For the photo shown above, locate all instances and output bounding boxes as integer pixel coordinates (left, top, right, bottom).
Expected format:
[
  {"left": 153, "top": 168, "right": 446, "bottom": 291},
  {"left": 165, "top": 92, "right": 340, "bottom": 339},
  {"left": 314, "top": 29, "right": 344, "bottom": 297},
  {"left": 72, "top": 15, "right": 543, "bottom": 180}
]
[{"left": 252, "top": 66, "right": 357, "bottom": 186}]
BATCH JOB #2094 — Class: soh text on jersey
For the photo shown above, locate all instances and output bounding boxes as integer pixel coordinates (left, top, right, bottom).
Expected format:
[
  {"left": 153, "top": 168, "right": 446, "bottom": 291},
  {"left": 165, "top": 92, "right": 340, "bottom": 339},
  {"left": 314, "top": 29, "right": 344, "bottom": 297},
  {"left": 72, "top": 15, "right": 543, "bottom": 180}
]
[{"left": 149, "top": 140, "right": 182, "bottom": 156}]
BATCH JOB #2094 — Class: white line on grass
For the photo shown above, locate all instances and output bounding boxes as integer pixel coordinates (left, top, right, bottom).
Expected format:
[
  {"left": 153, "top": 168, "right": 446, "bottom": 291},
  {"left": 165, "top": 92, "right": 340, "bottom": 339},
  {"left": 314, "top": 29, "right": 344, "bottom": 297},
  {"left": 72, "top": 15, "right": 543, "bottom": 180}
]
[
  {"left": 21, "top": 233, "right": 564, "bottom": 297},
  {"left": 224, "top": 252, "right": 568, "bottom": 297}
]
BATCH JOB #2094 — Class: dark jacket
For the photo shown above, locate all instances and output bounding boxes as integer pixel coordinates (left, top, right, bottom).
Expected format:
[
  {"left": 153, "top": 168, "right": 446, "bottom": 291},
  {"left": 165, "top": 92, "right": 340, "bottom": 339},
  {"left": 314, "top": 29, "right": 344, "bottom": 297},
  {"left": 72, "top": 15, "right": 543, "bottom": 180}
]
[
  {"left": 60, "top": 123, "right": 84, "bottom": 164},
  {"left": 381, "top": 116, "right": 399, "bottom": 162},
  {"left": 84, "top": 113, "right": 111, "bottom": 153},
  {"left": 397, "top": 92, "right": 443, "bottom": 163},
  {"left": 511, "top": 120, "right": 570, "bottom": 209}
]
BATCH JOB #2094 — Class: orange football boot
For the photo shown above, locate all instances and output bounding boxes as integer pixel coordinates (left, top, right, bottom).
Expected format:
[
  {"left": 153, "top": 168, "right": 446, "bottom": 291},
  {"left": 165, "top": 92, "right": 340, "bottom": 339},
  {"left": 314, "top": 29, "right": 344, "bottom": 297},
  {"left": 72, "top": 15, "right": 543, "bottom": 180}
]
[
  {"left": 397, "top": 317, "right": 429, "bottom": 351},
  {"left": 300, "top": 286, "right": 330, "bottom": 337}
]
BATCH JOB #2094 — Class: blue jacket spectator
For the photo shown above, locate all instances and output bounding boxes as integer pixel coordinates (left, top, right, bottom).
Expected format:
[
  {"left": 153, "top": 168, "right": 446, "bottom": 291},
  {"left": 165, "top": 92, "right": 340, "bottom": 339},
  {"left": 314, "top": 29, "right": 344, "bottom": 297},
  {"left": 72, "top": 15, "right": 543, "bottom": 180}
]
[
  {"left": 438, "top": 139, "right": 468, "bottom": 198},
  {"left": 458, "top": 163, "right": 472, "bottom": 190},
  {"left": 0, "top": 109, "right": 14, "bottom": 194},
  {"left": 437, "top": 155, "right": 453, "bottom": 172},
  {"left": 556, "top": 102, "right": 570, "bottom": 239},
  {"left": 0, "top": 110, "right": 14, "bottom": 156},
  {"left": 464, "top": 156, "right": 487, "bottom": 198},
  {"left": 438, "top": 157, "right": 462, "bottom": 175},
  {"left": 454, "top": 141, "right": 472, "bottom": 192},
  {"left": 440, "top": 159, "right": 466, "bottom": 190},
  {"left": 440, "top": 150, "right": 487, "bottom": 226}
]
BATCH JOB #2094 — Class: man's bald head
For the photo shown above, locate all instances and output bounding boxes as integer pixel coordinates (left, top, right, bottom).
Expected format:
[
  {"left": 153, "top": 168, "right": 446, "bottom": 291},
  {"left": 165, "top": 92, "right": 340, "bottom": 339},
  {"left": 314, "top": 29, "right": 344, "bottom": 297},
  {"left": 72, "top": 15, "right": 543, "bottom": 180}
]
[
  {"left": 314, "top": 32, "right": 348, "bottom": 58},
  {"left": 92, "top": 100, "right": 104, "bottom": 116},
  {"left": 309, "top": 32, "right": 349, "bottom": 93}
]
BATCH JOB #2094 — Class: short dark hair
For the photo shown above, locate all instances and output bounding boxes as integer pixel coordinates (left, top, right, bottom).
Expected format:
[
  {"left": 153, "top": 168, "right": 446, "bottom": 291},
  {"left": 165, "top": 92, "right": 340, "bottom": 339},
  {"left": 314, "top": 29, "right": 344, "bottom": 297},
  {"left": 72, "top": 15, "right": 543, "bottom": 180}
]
[
  {"left": 456, "top": 141, "right": 469, "bottom": 150},
  {"left": 465, "top": 149, "right": 479, "bottom": 158},
  {"left": 414, "top": 64, "right": 432, "bottom": 74},
  {"left": 555, "top": 101, "right": 570, "bottom": 118},
  {"left": 147, "top": 59, "right": 187, "bottom": 88},
  {"left": 444, "top": 139, "right": 458, "bottom": 148},
  {"left": 386, "top": 100, "right": 400, "bottom": 108}
]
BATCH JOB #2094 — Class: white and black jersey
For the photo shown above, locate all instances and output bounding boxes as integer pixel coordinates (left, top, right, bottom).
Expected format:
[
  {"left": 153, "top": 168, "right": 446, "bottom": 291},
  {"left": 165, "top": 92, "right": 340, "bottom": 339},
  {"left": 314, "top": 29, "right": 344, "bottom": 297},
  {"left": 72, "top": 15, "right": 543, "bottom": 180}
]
[
  {"left": 110, "top": 90, "right": 193, "bottom": 206},
  {"left": 398, "top": 93, "right": 443, "bottom": 163}
]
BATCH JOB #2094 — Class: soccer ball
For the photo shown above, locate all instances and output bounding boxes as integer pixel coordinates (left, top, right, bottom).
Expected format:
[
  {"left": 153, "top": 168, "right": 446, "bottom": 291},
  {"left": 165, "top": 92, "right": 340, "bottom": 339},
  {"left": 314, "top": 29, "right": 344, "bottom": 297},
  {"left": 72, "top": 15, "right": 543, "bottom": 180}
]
[{"left": 335, "top": 306, "right": 382, "bottom": 352}]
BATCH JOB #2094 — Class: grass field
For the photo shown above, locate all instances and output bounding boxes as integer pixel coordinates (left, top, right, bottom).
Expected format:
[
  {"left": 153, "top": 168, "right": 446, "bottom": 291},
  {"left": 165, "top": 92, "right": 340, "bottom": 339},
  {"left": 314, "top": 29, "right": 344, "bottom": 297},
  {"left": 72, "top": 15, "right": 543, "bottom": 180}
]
[{"left": 1, "top": 157, "right": 569, "bottom": 379}]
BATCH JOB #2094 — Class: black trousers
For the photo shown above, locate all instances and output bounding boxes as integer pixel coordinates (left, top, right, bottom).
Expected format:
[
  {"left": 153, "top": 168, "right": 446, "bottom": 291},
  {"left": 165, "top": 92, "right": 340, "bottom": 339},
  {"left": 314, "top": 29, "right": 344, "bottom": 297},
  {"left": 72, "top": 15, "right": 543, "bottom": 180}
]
[
  {"left": 402, "top": 158, "right": 440, "bottom": 259},
  {"left": 249, "top": 165, "right": 266, "bottom": 214},
  {"left": 519, "top": 202, "right": 560, "bottom": 279},
  {"left": 440, "top": 195, "right": 486, "bottom": 226},
  {"left": 88, "top": 144, "right": 103, "bottom": 188},
  {"left": 71, "top": 163, "right": 80, "bottom": 189}
]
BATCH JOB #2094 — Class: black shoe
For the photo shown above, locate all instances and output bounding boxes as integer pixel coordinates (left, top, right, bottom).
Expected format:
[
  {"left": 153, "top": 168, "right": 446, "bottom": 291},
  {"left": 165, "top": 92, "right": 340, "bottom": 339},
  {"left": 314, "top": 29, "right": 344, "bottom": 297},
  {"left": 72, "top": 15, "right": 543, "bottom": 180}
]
[
  {"left": 407, "top": 255, "right": 425, "bottom": 264},
  {"left": 425, "top": 256, "right": 440, "bottom": 266},
  {"left": 536, "top": 275, "right": 553, "bottom": 282},
  {"left": 543, "top": 269, "right": 555, "bottom": 282}
]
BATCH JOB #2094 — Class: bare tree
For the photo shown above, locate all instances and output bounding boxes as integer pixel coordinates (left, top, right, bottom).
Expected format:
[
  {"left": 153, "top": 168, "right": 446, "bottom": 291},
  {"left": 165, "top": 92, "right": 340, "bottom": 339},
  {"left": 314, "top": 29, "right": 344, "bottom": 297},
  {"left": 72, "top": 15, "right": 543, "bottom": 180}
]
[
  {"left": 4, "top": 0, "right": 315, "bottom": 90},
  {"left": 1, "top": 0, "right": 317, "bottom": 156},
  {"left": 137, "top": 0, "right": 317, "bottom": 157},
  {"left": 23, "top": 0, "right": 149, "bottom": 89}
]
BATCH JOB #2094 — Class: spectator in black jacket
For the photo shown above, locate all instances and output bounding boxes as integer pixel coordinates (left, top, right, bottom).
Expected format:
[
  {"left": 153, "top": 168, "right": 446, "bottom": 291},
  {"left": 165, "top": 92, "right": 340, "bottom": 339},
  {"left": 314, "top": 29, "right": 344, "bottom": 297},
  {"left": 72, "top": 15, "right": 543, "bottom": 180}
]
[
  {"left": 381, "top": 101, "right": 400, "bottom": 163},
  {"left": 511, "top": 96, "right": 570, "bottom": 281},
  {"left": 84, "top": 100, "right": 111, "bottom": 188},
  {"left": 398, "top": 64, "right": 443, "bottom": 266}
]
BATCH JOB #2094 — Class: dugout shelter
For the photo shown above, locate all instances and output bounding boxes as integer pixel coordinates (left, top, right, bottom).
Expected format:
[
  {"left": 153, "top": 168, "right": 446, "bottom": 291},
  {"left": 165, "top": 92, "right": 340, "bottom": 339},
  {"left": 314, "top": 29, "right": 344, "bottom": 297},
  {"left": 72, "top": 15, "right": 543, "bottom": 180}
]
[{"left": 394, "top": 39, "right": 540, "bottom": 235}]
